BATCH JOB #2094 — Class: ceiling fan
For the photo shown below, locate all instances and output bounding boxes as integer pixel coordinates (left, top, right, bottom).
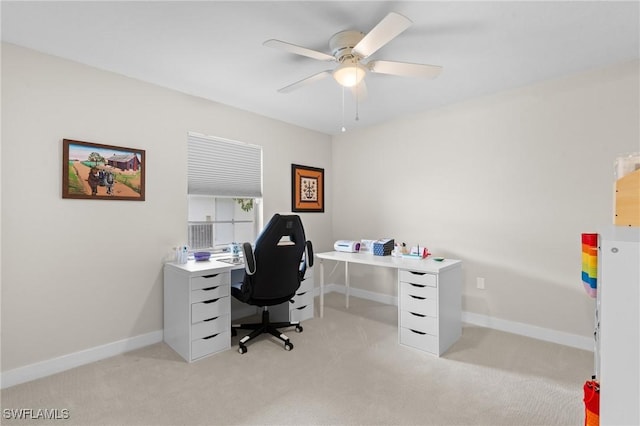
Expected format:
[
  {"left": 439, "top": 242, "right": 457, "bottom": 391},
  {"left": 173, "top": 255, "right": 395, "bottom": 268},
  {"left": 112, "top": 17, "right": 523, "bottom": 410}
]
[{"left": 264, "top": 12, "right": 442, "bottom": 95}]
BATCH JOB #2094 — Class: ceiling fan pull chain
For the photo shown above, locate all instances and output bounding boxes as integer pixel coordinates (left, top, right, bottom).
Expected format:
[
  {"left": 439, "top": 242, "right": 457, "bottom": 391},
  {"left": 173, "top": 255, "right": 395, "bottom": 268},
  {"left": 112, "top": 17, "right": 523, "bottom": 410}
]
[
  {"left": 341, "top": 86, "right": 346, "bottom": 132},
  {"left": 355, "top": 83, "right": 360, "bottom": 122}
]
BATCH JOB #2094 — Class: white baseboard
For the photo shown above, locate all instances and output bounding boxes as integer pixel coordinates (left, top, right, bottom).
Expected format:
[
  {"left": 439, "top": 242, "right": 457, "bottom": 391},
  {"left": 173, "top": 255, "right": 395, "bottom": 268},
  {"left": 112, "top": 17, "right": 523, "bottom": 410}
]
[
  {"left": 461, "top": 311, "right": 594, "bottom": 351},
  {"left": 1, "top": 330, "right": 163, "bottom": 389},
  {"left": 317, "top": 284, "right": 594, "bottom": 352},
  {"left": 321, "top": 283, "right": 399, "bottom": 306}
]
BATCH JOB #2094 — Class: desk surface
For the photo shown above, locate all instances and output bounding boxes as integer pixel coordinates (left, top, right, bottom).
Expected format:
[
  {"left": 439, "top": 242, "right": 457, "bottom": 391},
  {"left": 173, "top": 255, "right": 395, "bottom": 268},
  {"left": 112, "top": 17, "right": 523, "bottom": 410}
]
[
  {"left": 316, "top": 251, "right": 461, "bottom": 273},
  {"left": 165, "top": 258, "right": 243, "bottom": 276}
]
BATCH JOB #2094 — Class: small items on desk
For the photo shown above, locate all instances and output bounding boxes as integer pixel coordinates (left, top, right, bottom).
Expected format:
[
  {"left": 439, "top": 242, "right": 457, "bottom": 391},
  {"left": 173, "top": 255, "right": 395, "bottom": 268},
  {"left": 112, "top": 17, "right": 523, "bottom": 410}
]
[
  {"left": 193, "top": 251, "right": 211, "bottom": 262},
  {"left": 397, "top": 244, "right": 430, "bottom": 259},
  {"left": 175, "top": 245, "right": 189, "bottom": 264},
  {"left": 335, "top": 238, "right": 438, "bottom": 261},
  {"left": 393, "top": 242, "right": 406, "bottom": 257},
  {"left": 334, "top": 240, "right": 361, "bottom": 253},
  {"left": 373, "top": 239, "right": 394, "bottom": 256}
]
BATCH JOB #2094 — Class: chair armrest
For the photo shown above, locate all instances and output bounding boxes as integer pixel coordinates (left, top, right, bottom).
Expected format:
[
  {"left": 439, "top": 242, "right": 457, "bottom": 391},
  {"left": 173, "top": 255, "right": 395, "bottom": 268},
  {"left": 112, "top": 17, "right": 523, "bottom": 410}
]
[
  {"left": 242, "top": 242, "right": 256, "bottom": 275},
  {"left": 306, "top": 241, "right": 314, "bottom": 268},
  {"left": 298, "top": 240, "right": 314, "bottom": 279}
]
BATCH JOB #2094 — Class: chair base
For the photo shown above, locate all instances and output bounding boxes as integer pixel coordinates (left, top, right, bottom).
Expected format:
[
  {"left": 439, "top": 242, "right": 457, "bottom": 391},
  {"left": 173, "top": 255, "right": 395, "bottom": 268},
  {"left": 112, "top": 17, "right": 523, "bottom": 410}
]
[{"left": 231, "top": 307, "right": 302, "bottom": 353}]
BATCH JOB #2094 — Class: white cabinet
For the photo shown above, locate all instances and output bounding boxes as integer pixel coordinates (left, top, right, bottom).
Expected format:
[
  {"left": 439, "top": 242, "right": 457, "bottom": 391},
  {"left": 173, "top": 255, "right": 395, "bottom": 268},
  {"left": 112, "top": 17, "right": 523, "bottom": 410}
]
[
  {"left": 398, "top": 267, "right": 461, "bottom": 356},
  {"left": 164, "top": 262, "right": 232, "bottom": 362},
  {"left": 317, "top": 252, "right": 463, "bottom": 356},
  {"left": 271, "top": 267, "right": 315, "bottom": 323},
  {"left": 598, "top": 227, "right": 640, "bottom": 426}
]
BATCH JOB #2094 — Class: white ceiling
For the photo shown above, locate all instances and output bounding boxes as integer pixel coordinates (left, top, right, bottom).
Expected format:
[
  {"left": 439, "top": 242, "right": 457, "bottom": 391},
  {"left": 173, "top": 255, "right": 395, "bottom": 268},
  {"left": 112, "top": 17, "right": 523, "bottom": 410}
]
[{"left": 2, "top": 1, "right": 639, "bottom": 135}]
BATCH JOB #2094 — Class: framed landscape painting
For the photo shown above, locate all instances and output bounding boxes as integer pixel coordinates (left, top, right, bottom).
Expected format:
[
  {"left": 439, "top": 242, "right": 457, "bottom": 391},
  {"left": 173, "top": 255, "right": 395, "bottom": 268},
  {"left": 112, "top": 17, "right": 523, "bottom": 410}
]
[
  {"left": 291, "top": 163, "right": 324, "bottom": 213},
  {"left": 62, "top": 139, "right": 145, "bottom": 201}
]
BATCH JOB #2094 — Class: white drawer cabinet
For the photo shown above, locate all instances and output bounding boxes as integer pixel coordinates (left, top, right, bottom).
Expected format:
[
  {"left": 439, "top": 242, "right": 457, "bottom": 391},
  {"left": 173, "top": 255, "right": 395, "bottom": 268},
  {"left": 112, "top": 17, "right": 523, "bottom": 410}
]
[
  {"left": 191, "top": 273, "right": 228, "bottom": 291},
  {"left": 400, "top": 310, "right": 437, "bottom": 335},
  {"left": 400, "top": 282, "right": 438, "bottom": 316},
  {"left": 191, "top": 314, "right": 229, "bottom": 339},
  {"left": 399, "top": 270, "right": 437, "bottom": 287},
  {"left": 191, "top": 331, "right": 231, "bottom": 360},
  {"left": 400, "top": 327, "right": 439, "bottom": 354},
  {"left": 271, "top": 267, "right": 315, "bottom": 323},
  {"left": 164, "top": 262, "right": 232, "bottom": 362},
  {"left": 398, "top": 267, "right": 461, "bottom": 356},
  {"left": 192, "top": 297, "right": 230, "bottom": 323},
  {"left": 191, "top": 284, "right": 229, "bottom": 303}
]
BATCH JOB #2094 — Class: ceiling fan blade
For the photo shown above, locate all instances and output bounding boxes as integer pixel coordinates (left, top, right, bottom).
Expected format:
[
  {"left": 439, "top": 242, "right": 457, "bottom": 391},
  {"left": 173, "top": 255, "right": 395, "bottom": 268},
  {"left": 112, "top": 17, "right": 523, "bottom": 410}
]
[
  {"left": 263, "top": 39, "right": 335, "bottom": 62},
  {"left": 277, "top": 70, "right": 332, "bottom": 93},
  {"left": 368, "top": 60, "right": 442, "bottom": 79},
  {"left": 352, "top": 12, "right": 412, "bottom": 59},
  {"left": 349, "top": 80, "right": 368, "bottom": 101}
]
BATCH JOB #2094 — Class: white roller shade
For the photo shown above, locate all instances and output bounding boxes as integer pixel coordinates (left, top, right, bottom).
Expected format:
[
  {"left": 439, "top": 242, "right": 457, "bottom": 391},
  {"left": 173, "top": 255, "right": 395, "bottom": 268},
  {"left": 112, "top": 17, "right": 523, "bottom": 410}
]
[{"left": 188, "top": 133, "right": 262, "bottom": 197}]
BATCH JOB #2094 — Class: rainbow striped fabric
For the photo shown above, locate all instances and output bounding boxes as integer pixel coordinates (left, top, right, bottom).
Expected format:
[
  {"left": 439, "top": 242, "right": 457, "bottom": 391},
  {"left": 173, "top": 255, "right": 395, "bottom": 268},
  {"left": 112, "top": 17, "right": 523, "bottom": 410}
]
[{"left": 581, "top": 233, "right": 598, "bottom": 298}]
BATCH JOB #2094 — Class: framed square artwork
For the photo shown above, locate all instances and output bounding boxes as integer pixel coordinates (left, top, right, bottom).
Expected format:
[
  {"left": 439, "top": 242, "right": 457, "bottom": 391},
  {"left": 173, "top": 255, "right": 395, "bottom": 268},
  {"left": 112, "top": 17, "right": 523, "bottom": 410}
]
[{"left": 291, "top": 164, "right": 324, "bottom": 213}]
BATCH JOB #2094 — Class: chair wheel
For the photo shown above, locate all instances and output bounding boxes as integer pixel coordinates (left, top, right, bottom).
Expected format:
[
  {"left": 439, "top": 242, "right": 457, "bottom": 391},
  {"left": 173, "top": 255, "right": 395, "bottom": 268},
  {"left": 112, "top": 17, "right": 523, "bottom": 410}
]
[
  {"left": 238, "top": 345, "right": 247, "bottom": 354},
  {"left": 284, "top": 342, "right": 293, "bottom": 351},
  {"left": 295, "top": 325, "right": 303, "bottom": 333}
]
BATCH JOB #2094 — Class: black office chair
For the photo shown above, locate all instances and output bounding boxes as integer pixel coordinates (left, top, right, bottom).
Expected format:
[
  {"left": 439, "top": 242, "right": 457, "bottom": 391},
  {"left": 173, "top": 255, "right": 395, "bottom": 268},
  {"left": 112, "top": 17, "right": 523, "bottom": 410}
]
[{"left": 231, "top": 213, "right": 313, "bottom": 354}]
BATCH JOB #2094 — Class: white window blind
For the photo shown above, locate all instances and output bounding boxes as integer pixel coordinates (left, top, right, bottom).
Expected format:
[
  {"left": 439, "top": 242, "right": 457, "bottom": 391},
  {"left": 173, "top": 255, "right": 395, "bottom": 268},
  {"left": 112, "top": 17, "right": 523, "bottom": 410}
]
[{"left": 187, "top": 133, "right": 262, "bottom": 197}]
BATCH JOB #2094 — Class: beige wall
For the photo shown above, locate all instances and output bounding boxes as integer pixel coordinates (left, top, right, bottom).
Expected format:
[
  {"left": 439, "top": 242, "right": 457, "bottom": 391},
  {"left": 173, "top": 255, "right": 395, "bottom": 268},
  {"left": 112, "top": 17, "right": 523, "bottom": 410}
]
[
  {"left": 331, "top": 60, "right": 639, "bottom": 338},
  {"left": 0, "top": 43, "right": 332, "bottom": 371},
  {"left": 2, "top": 41, "right": 638, "bottom": 373}
]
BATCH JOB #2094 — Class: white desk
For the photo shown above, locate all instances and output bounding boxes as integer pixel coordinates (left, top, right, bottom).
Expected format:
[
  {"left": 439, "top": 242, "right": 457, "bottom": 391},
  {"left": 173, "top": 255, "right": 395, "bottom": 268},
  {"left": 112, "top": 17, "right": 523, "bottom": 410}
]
[
  {"left": 316, "top": 251, "right": 463, "bottom": 356},
  {"left": 164, "top": 258, "right": 314, "bottom": 362}
]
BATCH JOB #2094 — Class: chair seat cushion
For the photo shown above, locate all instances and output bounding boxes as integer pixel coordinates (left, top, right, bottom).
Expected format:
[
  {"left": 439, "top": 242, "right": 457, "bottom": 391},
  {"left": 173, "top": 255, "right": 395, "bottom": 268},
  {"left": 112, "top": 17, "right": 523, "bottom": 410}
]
[{"left": 231, "top": 281, "right": 295, "bottom": 307}]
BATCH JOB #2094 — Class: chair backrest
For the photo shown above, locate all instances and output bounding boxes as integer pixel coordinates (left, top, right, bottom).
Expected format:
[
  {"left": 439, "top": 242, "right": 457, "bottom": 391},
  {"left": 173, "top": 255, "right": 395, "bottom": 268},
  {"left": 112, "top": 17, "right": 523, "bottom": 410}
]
[{"left": 241, "top": 214, "right": 308, "bottom": 305}]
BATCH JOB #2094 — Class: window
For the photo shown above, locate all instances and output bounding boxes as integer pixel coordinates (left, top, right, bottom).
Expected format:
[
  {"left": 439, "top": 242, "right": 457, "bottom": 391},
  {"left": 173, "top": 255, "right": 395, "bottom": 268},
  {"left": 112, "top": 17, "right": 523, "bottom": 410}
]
[
  {"left": 188, "top": 196, "right": 261, "bottom": 250},
  {"left": 187, "top": 133, "right": 262, "bottom": 251}
]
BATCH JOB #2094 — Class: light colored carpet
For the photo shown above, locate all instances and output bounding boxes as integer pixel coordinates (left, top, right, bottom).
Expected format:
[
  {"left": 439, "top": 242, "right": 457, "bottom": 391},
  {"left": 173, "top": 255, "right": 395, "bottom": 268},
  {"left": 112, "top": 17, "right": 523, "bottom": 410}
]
[{"left": 1, "top": 293, "right": 593, "bottom": 425}]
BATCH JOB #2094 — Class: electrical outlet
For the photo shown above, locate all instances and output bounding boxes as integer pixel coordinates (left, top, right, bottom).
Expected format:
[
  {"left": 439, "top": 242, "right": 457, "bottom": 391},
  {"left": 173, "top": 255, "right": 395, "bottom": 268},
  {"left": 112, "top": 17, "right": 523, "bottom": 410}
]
[{"left": 476, "top": 277, "right": 485, "bottom": 290}]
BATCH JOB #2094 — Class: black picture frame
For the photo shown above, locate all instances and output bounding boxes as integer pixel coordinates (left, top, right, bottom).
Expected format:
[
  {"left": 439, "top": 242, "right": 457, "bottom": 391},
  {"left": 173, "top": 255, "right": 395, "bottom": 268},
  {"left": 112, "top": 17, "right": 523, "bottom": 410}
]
[{"left": 291, "top": 164, "right": 324, "bottom": 213}]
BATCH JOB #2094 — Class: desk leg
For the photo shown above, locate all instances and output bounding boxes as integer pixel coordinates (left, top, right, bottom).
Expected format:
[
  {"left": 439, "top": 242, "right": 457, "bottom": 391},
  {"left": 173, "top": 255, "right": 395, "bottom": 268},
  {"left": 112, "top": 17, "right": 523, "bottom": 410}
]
[
  {"left": 319, "top": 258, "right": 324, "bottom": 318},
  {"left": 345, "top": 261, "right": 350, "bottom": 309}
]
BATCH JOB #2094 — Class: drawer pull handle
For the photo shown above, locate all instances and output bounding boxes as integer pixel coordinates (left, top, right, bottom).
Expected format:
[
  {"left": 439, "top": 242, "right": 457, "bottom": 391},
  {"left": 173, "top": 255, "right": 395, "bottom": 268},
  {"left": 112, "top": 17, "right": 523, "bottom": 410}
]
[
  {"left": 202, "top": 286, "right": 219, "bottom": 291},
  {"left": 410, "top": 283, "right": 425, "bottom": 288},
  {"left": 296, "top": 305, "right": 308, "bottom": 311},
  {"left": 409, "top": 271, "right": 426, "bottom": 276},
  {"left": 409, "top": 329, "right": 426, "bottom": 335},
  {"left": 203, "top": 316, "right": 219, "bottom": 322},
  {"left": 410, "top": 295, "right": 426, "bottom": 300},
  {"left": 203, "top": 333, "right": 220, "bottom": 340},
  {"left": 203, "top": 298, "right": 220, "bottom": 304},
  {"left": 202, "top": 274, "right": 219, "bottom": 279},
  {"left": 410, "top": 312, "right": 426, "bottom": 318}
]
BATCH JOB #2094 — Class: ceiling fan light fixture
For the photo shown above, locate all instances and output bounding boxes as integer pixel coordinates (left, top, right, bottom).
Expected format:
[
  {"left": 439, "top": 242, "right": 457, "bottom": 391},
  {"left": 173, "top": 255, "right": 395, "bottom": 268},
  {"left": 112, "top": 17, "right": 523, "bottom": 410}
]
[{"left": 333, "top": 60, "right": 366, "bottom": 88}]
